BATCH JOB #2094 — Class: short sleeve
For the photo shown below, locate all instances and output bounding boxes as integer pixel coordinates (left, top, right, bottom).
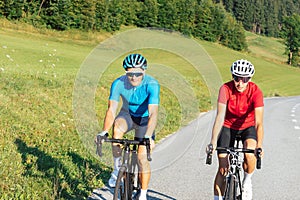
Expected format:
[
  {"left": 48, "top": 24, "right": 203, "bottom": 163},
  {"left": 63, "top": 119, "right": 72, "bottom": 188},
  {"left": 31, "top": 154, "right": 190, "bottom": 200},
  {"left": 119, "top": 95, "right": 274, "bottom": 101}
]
[
  {"left": 148, "top": 79, "right": 160, "bottom": 105},
  {"left": 109, "top": 79, "right": 121, "bottom": 102},
  {"left": 253, "top": 87, "right": 264, "bottom": 108},
  {"left": 218, "top": 84, "right": 229, "bottom": 104}
]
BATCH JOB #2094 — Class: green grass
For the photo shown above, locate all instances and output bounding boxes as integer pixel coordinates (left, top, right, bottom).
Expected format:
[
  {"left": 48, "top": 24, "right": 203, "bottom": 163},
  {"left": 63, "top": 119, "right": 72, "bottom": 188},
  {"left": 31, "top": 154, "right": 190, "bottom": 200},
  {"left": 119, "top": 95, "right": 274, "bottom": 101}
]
[
  {"left": 0, "top": 21, "right": 300, "bottom": 199},
  {"left": 246, "top": 31, "right": 287, "bottom": 64}
]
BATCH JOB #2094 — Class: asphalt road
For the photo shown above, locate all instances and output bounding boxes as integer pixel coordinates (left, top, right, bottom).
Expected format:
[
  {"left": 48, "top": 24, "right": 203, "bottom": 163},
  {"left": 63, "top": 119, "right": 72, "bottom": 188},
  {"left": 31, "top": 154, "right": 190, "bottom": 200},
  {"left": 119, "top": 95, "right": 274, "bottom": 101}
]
[{"left": 89, "top": 96, "right": 300, "bottom": 200}]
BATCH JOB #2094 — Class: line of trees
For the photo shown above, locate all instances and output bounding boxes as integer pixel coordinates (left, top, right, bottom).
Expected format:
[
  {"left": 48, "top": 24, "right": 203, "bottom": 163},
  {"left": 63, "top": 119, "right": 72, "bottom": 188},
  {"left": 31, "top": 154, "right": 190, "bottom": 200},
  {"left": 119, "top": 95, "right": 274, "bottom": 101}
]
[
  {"left": 214, "top": 0, "right": 300, "bottom": 66},
  {"left": 0, "top": 0, "right": 299, "bottom": 65},
  {"left": 213, "top": 0, "right": 300, "bottom": 38},
  {"left": 0, "top": 0, "right": 248, "bottom": 51}
]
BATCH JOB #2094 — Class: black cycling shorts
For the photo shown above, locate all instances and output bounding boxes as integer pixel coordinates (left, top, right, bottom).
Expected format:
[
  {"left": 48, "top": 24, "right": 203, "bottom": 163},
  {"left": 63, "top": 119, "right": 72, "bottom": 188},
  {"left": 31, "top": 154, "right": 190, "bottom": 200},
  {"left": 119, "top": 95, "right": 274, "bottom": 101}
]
[{"left": 217, "top": 126, "right": 257, "bottom": 154}]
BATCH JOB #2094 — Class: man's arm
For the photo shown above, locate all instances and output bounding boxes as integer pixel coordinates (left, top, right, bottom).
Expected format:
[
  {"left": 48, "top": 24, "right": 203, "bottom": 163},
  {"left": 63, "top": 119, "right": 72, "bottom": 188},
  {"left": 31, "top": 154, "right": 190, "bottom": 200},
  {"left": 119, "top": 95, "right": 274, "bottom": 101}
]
[
  {"left": 255, "top": 106, "right": 264, "bottom": 148},
  {"left": 145, "top": 104, "right": 158, "bottom": 138},
  {"left": 145, "top": 104, "right": 159, "bottom": 150},
  {"left": 210, "top": 103, "right": 227, "bottom": 148},
  {"left": 102, "top": 100, "right": 119, "bottom": 132}
]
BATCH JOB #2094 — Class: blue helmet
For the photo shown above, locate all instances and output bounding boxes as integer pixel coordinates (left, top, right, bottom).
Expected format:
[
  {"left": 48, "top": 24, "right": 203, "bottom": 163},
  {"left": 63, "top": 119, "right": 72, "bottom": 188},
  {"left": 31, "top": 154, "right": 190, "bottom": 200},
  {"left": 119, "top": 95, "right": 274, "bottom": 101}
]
[{"left": 123, "top": 54, "right": 147, "bottom": 70}]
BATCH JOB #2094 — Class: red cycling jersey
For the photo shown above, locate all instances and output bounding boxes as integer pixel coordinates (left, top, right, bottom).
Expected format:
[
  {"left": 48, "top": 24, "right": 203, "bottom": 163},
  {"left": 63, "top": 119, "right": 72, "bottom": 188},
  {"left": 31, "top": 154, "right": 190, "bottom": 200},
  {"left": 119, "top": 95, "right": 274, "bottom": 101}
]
[{"left": 218, "top": 81, "right": 264, "bottom": 130}]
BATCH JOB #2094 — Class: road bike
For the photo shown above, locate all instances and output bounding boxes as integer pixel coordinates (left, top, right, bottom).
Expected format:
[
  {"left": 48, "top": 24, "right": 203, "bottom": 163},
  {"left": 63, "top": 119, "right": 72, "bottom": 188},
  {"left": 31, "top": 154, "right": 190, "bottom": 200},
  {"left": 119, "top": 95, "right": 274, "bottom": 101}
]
[
  {"left": 206, "top": 135, "right": 262, "bottom": 200},
  {"left": 96, "top": 135, "right": 152, "bottom": 200}
]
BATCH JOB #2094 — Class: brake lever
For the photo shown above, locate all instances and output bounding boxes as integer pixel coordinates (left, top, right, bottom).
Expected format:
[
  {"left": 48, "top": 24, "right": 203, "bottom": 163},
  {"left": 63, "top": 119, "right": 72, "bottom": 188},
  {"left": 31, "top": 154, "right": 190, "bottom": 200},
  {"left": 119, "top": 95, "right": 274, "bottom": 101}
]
[
  {"left": 256, "top": 148, "right": 262, "bottom": 169},
  {"left": 144, "top": 138, "right": 152, "bottom": 162},
  {"left": 96, "top": 134, "right": 108, "bottom": 157},
  {"left": 206, "top": 144, "right": 213, "bottom": 165}
]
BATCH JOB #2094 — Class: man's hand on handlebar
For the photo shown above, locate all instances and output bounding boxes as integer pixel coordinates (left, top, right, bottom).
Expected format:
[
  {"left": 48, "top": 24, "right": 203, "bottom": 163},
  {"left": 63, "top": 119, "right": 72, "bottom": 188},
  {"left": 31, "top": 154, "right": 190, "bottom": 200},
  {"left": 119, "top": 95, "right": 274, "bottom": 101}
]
[
  {"left": 206, "top": 143, "right": 216, "bottom": 154},
  {"left": 206, "top": 143, "right": 217, "bottom": 165},
  {"left": 95, "top": 131, "right": 108, "bottom": 144},
  {"left": 144, "top": 136, "right": 155, "bottom": 150},
  {"left": 95, "top": 131, "right": 108, "bottom": 157},
  {"left": 255, "top": 147, "right": 264, "bottom": 158}
]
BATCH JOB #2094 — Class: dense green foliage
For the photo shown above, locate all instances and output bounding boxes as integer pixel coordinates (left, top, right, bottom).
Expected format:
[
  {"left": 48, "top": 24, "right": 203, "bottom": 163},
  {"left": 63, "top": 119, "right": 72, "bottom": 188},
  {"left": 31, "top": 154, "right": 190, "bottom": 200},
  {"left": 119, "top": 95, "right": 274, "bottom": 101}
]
[
  {"left": 1, "top": 0, "right": 300, "bottom": 52},
  {"left": 281, "top": 14, "right": 300, "bottom": 66},
  {"left": 0, "top": 0, "right": 247, "bottom": 51},
  {"left": 214, "top": 0, "right": 300, "bottom": 37}
]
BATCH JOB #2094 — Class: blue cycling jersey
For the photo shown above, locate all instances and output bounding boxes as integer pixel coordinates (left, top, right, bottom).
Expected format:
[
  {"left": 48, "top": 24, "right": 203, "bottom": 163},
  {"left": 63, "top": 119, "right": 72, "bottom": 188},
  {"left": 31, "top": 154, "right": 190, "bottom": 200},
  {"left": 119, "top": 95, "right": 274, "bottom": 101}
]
[{"left": 109, "top": 74, "right": 160, "bottom": 117}]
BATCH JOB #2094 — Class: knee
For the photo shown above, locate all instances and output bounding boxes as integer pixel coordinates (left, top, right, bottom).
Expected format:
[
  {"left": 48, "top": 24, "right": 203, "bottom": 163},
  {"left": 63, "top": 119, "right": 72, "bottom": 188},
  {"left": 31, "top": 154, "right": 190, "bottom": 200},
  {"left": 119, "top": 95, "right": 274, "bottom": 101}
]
[
  {"left": 244, "top": 153, "right": 256, "bottom": 163},
  {"left": 217, "top": 156, "right": 229, "bottom": 176},
  {"left": 219, "top": 167, "right": 229, "bottom": 177},
  {"left": 112, "top": 126, "right": 123, "bottom": 139}
]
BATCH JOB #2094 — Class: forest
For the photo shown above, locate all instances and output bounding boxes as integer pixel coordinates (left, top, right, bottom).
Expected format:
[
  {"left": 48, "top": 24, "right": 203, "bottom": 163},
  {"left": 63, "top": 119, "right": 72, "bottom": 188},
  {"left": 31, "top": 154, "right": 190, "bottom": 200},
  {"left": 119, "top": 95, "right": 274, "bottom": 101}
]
[{"left": 1, "top": 0, "right": 300, "bottom": 65}]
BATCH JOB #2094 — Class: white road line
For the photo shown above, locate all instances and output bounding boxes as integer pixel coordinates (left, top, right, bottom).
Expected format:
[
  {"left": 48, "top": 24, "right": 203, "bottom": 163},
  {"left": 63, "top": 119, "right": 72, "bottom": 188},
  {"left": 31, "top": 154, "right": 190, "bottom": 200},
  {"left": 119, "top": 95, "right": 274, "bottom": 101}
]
[
  {"left": 295, "top": 126, "right": 300, "bottom": 130},
  {"left": 292, "top": 119, "right": 297, "bottom": 123}
]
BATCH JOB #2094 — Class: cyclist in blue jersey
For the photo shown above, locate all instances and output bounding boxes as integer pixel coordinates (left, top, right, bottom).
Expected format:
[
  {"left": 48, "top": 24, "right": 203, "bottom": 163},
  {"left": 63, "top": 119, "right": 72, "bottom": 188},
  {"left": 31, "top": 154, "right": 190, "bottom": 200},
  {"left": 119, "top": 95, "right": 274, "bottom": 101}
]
[{"left": 96, "top": 54, "right": 160, "bottom": 200}]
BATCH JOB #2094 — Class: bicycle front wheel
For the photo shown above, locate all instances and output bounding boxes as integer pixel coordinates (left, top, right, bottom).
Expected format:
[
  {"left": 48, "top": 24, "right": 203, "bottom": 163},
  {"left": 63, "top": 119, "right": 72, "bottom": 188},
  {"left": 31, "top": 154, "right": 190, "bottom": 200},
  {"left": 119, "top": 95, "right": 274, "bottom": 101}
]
[
  {"left": 113, "top": 166, "right": 130, "bottom": 200},
  {"left": 224, "top": 176, "right": 237, "bottom": 200}
]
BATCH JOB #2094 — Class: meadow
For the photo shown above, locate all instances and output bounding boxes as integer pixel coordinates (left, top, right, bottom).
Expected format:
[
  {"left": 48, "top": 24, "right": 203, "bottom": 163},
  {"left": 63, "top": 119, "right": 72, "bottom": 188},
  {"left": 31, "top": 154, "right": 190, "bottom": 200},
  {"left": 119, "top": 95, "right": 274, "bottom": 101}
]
[{"left": 0, "top": 20, "right": 300, "bottom": 199}]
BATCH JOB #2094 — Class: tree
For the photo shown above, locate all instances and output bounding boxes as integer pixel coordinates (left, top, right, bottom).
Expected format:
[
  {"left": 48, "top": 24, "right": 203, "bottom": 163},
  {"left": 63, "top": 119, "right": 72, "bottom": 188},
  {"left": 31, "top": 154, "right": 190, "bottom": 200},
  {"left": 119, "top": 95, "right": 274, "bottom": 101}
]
[
  {"left": 157, "top": 0, "right": 179, "bottom": 30},
  {"left": 95, "top": 0, "right": 124, "bottom": 32},
  {"left": 176, "top": 0, "right": 196, "bottom": 36},
  {"left": 0, "top": 0, "right": 23, "bottom": 19},
  {"left": 281, "top": 14, "right": 300, "bottom": 66},
  {"left": 232, "top": 0, "right": 245, "bottom": 22},
  {"left": 121, "top": 0, "right": 138, "bottom": 26},
  {"left": 261, "top": 0, "right": 278, "bottom": 36},
  {"left": 135, "top": 0, "right": 158, "bottom": 28},
  {"left": 193, "top": 1, "right": 216, "bottom": 41},
  {"left": 219, "top": 12, "right": 247, "bottom": 51}
]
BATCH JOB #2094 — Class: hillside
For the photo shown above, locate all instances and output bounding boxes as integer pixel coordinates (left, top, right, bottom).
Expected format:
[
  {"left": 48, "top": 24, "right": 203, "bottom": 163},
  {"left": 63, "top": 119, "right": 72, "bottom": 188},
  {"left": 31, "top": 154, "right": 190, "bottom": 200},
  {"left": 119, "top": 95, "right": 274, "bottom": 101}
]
[{"left": 0, "top": 26, "right": 300, "bottom": 199}]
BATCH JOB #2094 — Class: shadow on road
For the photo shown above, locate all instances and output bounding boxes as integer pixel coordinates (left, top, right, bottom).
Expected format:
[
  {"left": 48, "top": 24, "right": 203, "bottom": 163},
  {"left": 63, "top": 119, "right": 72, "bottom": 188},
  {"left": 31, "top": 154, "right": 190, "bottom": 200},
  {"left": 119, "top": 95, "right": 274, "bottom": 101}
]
[
  {"left": 148, "top": 189, "right": 176, "bottom": 199},
  {"left": 87, "top": 186, "right": 176, "bottom": 200}
]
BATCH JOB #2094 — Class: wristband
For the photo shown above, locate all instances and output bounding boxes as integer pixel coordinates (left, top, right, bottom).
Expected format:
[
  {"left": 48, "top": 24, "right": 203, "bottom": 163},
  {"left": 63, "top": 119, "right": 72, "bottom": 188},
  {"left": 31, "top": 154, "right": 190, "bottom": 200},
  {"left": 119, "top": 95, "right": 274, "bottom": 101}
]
[{"left": 98, "top": 130, "right": 108, "bottom": 137}]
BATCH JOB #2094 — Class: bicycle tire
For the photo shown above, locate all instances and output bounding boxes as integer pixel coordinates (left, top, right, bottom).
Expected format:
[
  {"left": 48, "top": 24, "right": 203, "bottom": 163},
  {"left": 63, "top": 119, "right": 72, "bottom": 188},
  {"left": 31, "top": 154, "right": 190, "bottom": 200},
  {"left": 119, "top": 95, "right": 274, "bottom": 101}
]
[
  {"left": 224, "top": 176, "right": 236, "bottom": 200},
  {"left": 113, "top": 166, "right": 129, "bottom": 200},
  {"left": 127, "top": 172, "right": 135, "bottom": 198},
  {"left": 236, "top": 170, "right": 243, "bottom": 200}
]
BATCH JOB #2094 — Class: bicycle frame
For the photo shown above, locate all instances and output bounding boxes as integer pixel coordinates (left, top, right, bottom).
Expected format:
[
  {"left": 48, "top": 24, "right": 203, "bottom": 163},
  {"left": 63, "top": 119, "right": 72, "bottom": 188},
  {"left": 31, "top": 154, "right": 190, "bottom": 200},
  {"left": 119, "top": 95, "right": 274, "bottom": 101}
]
[
  {"left": 96, "top": 137, "right": 151, "bottom": 200},
  {"left": 206, "top": 137, "right": 262, "bottom": 200},
  {"left": 222, "top": 139, "right": 244, "bottom": 200},
  {"left": 121, "top": 140, "right": 140, "bottom": 198}
]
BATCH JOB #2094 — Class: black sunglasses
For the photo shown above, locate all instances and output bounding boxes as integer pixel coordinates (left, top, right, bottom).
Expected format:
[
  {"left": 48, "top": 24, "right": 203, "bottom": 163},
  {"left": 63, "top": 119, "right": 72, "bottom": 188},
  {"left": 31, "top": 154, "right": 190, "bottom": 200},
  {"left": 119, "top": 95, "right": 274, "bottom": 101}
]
[
  {"left": 126, "top": 72, "right": 144, "bottom": 77},
  {"left": 233, "top": 75, "right": 251, "bottom": 83}
]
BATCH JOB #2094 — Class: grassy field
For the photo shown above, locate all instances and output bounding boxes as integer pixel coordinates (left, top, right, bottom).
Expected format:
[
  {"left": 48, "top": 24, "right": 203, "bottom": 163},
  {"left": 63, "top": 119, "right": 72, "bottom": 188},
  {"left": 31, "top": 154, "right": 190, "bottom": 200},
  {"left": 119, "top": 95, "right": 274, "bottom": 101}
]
[{"left": 1, "top": 20, "right": 300, "bottom": 199}]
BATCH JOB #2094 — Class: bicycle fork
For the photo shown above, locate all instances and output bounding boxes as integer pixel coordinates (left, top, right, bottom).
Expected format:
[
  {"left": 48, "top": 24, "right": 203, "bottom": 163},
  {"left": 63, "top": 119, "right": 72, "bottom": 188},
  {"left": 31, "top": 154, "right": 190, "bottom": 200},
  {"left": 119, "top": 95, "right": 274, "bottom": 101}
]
[
  {"left": 129, "top": 145, "right": 140, "bottom": 191},
  {"left": 232, "top": 167, "right": 243, "bottom": 199},
  {"left": 225, "top": 159, "right": 243, "bottom": 200}
]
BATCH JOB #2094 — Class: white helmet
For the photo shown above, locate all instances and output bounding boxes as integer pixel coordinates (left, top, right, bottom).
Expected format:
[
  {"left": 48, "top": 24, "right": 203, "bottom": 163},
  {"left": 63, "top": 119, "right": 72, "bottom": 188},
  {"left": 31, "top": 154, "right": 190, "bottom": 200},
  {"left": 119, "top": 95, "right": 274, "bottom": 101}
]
[{"left": 230, "top": 59, "right": 255, "bottom": 77}]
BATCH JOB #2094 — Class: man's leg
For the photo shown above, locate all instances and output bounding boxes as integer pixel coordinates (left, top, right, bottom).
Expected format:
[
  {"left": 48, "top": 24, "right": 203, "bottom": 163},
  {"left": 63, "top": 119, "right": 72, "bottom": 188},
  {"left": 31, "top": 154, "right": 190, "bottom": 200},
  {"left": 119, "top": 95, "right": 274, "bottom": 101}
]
[
  {"left": 242, "top": 138, "right": 257, "bottom": 200},
  {"left": 214, "top": 127, "right": 233, "bottom": 199},
  {"left": 214, "top": 154, "right": 229, "bottom": 199},
  {"left": 108, "top": 114, "right": 131, "bottom": 187},
  {"left": 137, "top": 145, "right": 150, "bottom": 200}
]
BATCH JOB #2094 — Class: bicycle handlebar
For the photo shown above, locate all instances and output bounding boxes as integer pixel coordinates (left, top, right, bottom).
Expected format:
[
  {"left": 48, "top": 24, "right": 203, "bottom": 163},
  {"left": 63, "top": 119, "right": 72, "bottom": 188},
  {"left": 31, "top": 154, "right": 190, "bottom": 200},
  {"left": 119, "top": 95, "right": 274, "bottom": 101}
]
[
  {"left": 96, "top": 136, "right": 152, "bottom": 161},
  {"left": 215, "top": 147, "right": 255, "bottom": 153},
  {"left": 206, "top": 146, "right": 262, "bottom": 169}
]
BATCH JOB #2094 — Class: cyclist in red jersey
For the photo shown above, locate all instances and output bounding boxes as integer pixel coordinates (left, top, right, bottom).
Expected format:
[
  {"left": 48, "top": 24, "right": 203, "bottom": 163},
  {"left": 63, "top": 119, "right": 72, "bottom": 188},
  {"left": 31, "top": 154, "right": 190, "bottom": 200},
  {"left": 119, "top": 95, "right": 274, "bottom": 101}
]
[{"left": 207, "top": 59, "right": 264, "bottom": 200}]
